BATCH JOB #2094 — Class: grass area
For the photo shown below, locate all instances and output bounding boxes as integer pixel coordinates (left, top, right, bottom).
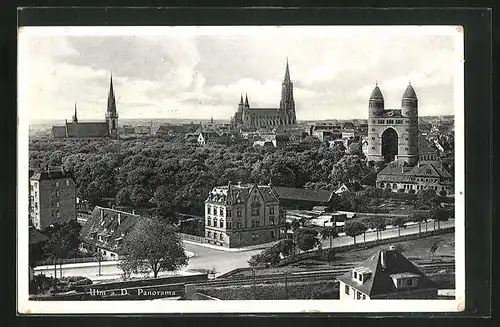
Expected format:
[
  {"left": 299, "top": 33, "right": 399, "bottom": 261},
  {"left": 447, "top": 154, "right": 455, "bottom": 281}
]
[
  {"left": 333, "top": 232, "right": 455, "bottom": 263},
  {"left": 200, "top": 280, "right": 339, "bottom": 300},
  {"left": 231, "top": 233, "right": 455, "bottom": 278}
]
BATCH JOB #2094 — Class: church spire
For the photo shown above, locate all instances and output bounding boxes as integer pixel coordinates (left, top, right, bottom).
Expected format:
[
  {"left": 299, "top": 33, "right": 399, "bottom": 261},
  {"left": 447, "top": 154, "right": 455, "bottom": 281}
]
[
  {"left": 245, "top": 93, "right": 249, "bottom": 107},
  {"left": 284, "top": 57, "right": 291, "bottom": 82},
  {"left": 107, "top": 72, "right": 118, "bottom": 118},
  {"left": 240, "top": 94, "right": 244, "bottom": 104},
  {"left": 72, "top": 102, "right": 78, "bottom": 123}
]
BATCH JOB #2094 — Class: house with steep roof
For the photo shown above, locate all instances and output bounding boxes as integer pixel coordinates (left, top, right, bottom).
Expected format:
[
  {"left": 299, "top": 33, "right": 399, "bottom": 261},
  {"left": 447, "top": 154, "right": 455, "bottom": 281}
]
[
  {"left": 79, "top": 206, "right": 143, "bottom": 259},
  {"left": 204, "top": 182, "right": 287, "bottom": 248},
  {"left": 338, "top": 245, "right": 438, "bottom": 300},
  {"left": 273, "top": 186, "right": 335, "bottom": 209},
  {"left": 335, "top": 181, "right": 365, "bottom": 196},
  {"left": 376, "top": 160, "right": 453, "bottom": 196}
]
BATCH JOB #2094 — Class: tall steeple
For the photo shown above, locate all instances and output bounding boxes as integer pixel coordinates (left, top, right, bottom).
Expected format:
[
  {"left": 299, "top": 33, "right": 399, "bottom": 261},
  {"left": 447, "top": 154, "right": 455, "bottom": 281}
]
[
  {"left": 72, "top": 102, "right": 78, "bottom": 123},
  {"left": 279, "top": 58, "right": 296, "bottom": 124},
  {"left": 240, "top": 94, "right": 244, "bottom": 104},
  {"left": 245, "top": 93, "right": 249, "bottom": 107},
  {"left": 106, "top": 72, "right": 118, "bottom": 119},
  {"left": 105, "top": 72, "right": 119, "bottom": 138}
]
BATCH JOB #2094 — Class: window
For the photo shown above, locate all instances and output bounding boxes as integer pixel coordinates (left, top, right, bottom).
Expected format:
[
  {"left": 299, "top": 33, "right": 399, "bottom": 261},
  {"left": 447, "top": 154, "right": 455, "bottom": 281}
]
[
  {"left": 356, "top": 291, "right": 362, "bottom": 300},
  {"left": 353, "top": 271, "right": 358, "bottom": 279},
  {"left": 269, "top": 217, "right": 275, "bottom": 226},
  {"left": 237, "top": 221, "right": 242, "bottom": 229},
  {"left": 252, "top": 233, "right": 257, "bottom": 241},
  {"left": 251, "top": 208, "right": 260, "bottom": 216},
  {"left": 405, "top": 147, "right": 409, "bottom": 151},
  {"left": 396, "top": 120, "right": 403, "bottom": 124},
  {"left": 227, "top": 210, "right": 232, "bottom": 218},
  {"left": 227, "top": 221, "right": 232, "bottom": 229},
  {"left": 371, "top": 128, "right": 375, "bottom": 132},
  {"left": 221, "top": 208, "right": 225, "bottom": 216},
  {"left": 237, "top": 209, "right": 242, "bottom": 217},
  {"left": 220, "top": 219, "right": 224, "bottom": 228},
  {"left": 220, "top": 233, "right": 223, "bottom": 241},
  {"left": 362, "top": 294, "right": 366, "bottom": 300},
  {"left": 252, "top": 195, "right": 258, "bottom": 203},
  {"left": 345, "top": 285, "right": 350, "bottom": 295},
  {"left": 406, "top": 279, "right": 413, "bottom": 287},
  {"left": 371, "top": 147, "right": 375, "bottom": 150},
  {"left": 378, "top": 120, "right": 384, "bottom": 124},
  {"left": 206, "top": 231, "right": 211, "bottom": 238},
  {"left": 207, "top": 217, "right": 212, "bottom": 226},
  {"left": 214, "top": 232, "right": 218, "bottom": 240},
  {"left": 387, "top": 120, "right": 394, "bottom": 124},
  {"left": 66, "top": 179, "right": 70, "bottom": 186},
  {"left": 207, "top": 206, "right": 212, "bottom": 215},
  {"left": 269, "top": 207, "right": 275, "bottom": 215},
  {"left": 271, "top": 230, "right": 275, "bottom": 238},
  {"left": 371, "top": 137, "right": 375, "bottom": 140}
]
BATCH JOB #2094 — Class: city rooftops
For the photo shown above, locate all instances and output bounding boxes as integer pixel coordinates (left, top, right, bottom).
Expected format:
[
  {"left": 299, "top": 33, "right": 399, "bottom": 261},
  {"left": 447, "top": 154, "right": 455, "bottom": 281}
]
[{"left": 30, "top": 166, "right": 73, "bottom": 181}]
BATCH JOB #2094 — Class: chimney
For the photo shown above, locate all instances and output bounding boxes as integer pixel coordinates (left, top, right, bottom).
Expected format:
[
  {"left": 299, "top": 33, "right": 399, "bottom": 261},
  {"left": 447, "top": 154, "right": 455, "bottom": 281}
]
[
  {"left": 380, "top": 251, "right": 386, "bottom": 269},
  {"left": 389, "top": 245, "right": 395, "bottom": 251},
  {"left": 118, "top": 212, "right": 121, "bottom": 225}
]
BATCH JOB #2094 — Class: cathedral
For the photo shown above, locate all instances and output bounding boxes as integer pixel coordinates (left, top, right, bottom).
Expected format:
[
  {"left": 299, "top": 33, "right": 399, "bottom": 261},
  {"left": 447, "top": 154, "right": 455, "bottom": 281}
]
[
  {"left": 52, "top": 74, "right": 119, "bottom": 139},
  {"left": 231, "top": 59, "right": 297, "bottom": 129},
  {"left": 367, "top": 82, "right": 419, "bottom": 166}
]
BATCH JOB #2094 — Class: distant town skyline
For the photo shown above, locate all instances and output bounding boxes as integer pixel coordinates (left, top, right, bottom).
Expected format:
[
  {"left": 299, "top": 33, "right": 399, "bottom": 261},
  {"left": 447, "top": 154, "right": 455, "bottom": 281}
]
[{"left": 19, "top": 26, "right": 462, "bottom": 122}]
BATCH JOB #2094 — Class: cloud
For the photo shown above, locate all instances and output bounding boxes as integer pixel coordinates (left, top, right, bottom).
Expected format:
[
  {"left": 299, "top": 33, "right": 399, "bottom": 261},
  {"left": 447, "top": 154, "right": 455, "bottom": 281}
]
[{"left": 21, "top": 27, "right": 460, "bottom": 122}]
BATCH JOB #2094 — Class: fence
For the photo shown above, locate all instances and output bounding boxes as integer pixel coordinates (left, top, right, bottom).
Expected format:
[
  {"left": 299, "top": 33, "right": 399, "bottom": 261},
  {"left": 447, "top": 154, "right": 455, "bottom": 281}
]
[
  {"left": 178, "top": 232, "right": 206, "bottom": 244},
  {"left": 35, "top": 256, "right": 113, "bottom": 267},
  {"left": 273, "top": 226, "right": 454, "bottom": 267}
]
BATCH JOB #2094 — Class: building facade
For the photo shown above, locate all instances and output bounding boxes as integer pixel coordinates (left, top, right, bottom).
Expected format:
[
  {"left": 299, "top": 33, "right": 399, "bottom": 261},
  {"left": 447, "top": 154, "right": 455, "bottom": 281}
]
[
  {"left": 232, "top": 59, "right": 297, "bottom": 129},
  {"left": 204, "top": 182, "right": 286, "bottom": 248},
  {"left": 338, "top": 245, "right": 438, "bottom": 300},
  {"left": 29, "top": 167, "right": 77, "bottom": 230},
  {"left": 367, "top": 83, "right": 419, "bottom": 165},
  {"left": 52, "top": 74, "right": 119, "bottom": 139}
]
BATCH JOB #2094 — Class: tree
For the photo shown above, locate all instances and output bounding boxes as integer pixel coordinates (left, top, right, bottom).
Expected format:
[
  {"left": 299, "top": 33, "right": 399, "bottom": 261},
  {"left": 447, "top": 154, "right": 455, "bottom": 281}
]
[
  {"left": 295, "top": 228, "right": 320, "bottom": 252},
  {"left": 433, "top": 207, "right": 451, "bottom": 229},
  {"left": 416, "top": 189, "right": 440, "bottom": 210},
  {"left": 43, "top": 220, "right": 82, "bottom": 260},
  {"left": 119, "top": 217, "right": 188, "bottom": 278},
  {"left": 367, "top": 217, "right": 385, "bottom": 240},
  {"left": 321, "top": 226, "right": 338, "bottom": 249},
  {"left": 344, "top": 221, "right": 367, "bottom": 244},
  {"left": 391, "top": 217, "right": 407, "bottom": 237}
]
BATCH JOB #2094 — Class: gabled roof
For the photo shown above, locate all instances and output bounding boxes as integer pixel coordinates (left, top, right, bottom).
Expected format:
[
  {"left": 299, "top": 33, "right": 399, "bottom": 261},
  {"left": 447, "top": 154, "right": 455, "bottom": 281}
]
[
  {"left": 206, "top": 183, "right": 280, "bottom": 205},
  {"left": 80, "top": 206, "right": 142, "bottom": 253},
  {"left": 273, "top": 186, "right": 333, "bottom": 203},
  {"left": 418, "top": 133, "right": 438, "bottom": 154},
  {"left": 340, "top": 181, "right": 364, "bottom": 193},
  {"left": 337, "top": 249, "right": 437, "bottom": 297},
  {"left": 246, "top": 108, "right": 284, "bottom": 117},
  {"left": 30, "top": 167, "right": 74, "bottom": 181},
  {"left": 410, "top": 162, "right": 452, "bottom": 179}
]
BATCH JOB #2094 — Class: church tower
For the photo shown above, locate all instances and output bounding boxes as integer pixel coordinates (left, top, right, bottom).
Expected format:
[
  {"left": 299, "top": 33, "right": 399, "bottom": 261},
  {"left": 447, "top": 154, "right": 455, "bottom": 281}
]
[
  {"left": 279, "top": 58, "right": 297, "bottom": 124},
  {"left": 72, "top": 102, "right": 78, "bottom": 123},
  {"left": 105, "top": 73, "right": 119, "bottom": 139},
  {"left": 398, "top": 83, "right": 419, "bottom": 165}
]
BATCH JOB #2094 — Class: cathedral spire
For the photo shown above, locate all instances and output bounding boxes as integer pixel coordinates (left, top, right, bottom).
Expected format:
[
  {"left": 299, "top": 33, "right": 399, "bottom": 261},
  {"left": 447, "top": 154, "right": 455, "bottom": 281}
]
[
  {"left": 72, "top": 102, "right": 78, "bottom": 123},
  {"left": 240, "top": 94, "right": 244, "bottom": 104},
  {"left": 284, "top": 57, "right": 291, "bottom": 82},
  {"left": 245, "top": 93, "right": 249, "bottom": 107},
  {"left": 107, "top": 72, "right": 118, "bottom": 118}
]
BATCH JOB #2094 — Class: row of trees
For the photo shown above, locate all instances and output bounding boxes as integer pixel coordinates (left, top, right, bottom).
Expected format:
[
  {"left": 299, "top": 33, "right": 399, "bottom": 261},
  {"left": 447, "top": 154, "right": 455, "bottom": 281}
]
[{"left": 29, "top": 137, "right": 375, "bottom": 219}]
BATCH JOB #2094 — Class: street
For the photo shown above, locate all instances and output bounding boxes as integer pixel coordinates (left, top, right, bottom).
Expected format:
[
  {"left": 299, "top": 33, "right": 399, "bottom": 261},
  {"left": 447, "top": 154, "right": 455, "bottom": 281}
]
[{"left": 33, "top": 219, "right": 454, "bottom": 281}]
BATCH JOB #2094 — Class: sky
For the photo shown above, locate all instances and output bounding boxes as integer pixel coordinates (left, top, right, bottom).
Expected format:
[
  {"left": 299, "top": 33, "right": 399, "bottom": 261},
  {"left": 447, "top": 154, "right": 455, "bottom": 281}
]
[{"left": 19, "top": 26, "right": 463, "bottom": 122}]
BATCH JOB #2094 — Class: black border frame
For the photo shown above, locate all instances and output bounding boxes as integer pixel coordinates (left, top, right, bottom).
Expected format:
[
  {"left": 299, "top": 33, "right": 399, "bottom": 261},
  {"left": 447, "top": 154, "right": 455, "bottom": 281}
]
[{"left": 6, "top": 6, "right": 492, "bottom": 321}]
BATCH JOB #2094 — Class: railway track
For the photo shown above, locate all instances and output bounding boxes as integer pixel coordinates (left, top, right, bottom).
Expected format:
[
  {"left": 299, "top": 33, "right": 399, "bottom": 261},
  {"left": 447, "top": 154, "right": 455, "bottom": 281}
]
[{"left": 194, "top": 261, "right": 455, "bottom": 289}]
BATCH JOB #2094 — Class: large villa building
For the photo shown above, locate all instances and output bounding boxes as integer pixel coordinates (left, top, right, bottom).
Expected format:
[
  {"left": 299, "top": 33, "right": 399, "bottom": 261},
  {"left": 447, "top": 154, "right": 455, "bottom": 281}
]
[{"left": 204, "top": 182, "right": 287, "bottom": 248}]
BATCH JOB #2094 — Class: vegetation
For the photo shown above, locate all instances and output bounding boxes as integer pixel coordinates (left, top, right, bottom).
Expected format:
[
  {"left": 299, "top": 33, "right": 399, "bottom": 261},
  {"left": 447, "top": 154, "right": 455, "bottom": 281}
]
[
  {"left": 119, "top": 217, "right": 188, "bottom": 278},
  {"left": 294, "top": 228, "right": 320, "bottom": 252},
  {"left": 344, "top": 220, "right": 367, "bottom": 244},
  {"left": 248, "top": 239, "right": 294, "bottom": 267},
  {"left": 29, "top": 137, "right": 376, "bottom": 217}
]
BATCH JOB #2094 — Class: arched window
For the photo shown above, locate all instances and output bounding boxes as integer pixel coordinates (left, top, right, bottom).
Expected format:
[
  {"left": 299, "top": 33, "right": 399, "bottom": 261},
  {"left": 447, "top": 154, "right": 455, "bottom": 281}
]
[{"left": 393, "top": 183, "right": 397, "bottom": 189}]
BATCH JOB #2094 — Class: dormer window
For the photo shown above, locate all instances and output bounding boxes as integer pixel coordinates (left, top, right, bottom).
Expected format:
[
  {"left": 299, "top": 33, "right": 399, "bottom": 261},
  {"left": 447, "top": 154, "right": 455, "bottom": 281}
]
[
  {"left": 390, "top": 273, "right": 420, "bottom": 289},
  {"left": 353, "top": 267, "right": 372, "bottom": 284}
]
